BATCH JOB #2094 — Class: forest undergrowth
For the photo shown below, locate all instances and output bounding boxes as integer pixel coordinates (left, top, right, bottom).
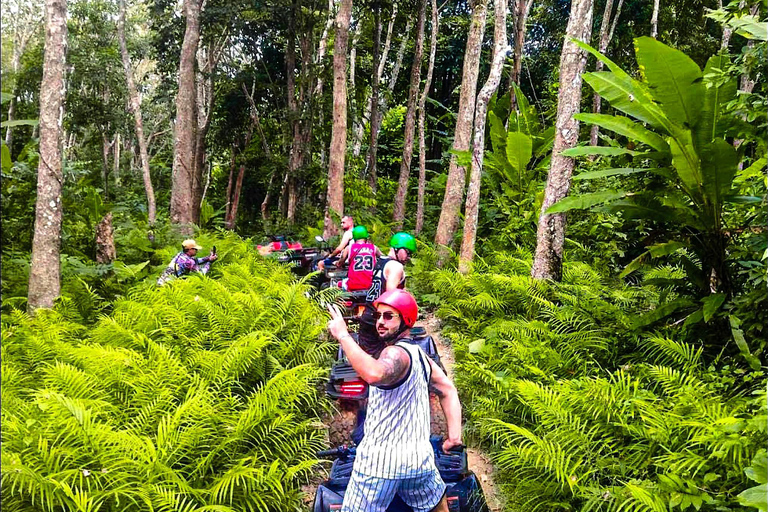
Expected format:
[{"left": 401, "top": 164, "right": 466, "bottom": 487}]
[
  {"left": 1, "top": 237, "right": 336, "bottom": 512},
  {"left": 411, "top": 246, "right": 767, "bottom": 512}
]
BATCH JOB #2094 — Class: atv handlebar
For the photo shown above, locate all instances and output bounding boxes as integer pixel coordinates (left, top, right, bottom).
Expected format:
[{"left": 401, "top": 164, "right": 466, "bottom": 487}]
[{"left": 317, "top": 446, "right": 353, "bottom": 459}]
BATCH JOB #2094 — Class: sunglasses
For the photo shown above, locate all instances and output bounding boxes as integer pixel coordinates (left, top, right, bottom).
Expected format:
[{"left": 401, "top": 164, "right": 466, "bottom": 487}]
[{"left": 375, "top": 311, "right": 400, "bottom": 321}]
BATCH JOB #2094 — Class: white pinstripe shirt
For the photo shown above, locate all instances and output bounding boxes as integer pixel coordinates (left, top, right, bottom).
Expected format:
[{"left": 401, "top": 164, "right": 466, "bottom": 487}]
[{"left": 353, "top": 341, "right": 435, "bottom": 478}]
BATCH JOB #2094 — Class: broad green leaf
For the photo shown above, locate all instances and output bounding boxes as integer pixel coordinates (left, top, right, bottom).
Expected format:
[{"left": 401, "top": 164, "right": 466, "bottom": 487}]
[
  {"left": 724, "top": 195, "right": 763, "bottom": 204},
  {"left": 488, "top": 111, "right": 507, "bottom": 153},
  {"left": 701, "top": 293, "right": 725, "bottom": 322},
  {"left": 635, "top": 37, "right": 704, "bottom": 129},
  {"left": 738, "top": 484, "right": 768, "bottom": 511},
  {"left": 449, "top": 148, "right": 472, "bottom": 168},
  {"left": 730, "top": 316, "right": 762, "bottom": 371},
  {"left": 545, "top": 190, "right": 627, "bottom": 214},
  {"left": 561, "top": 146, "right": 647, "bottom": 157},
  {"left": 696, "top": 53, "right": 737, "bottom": 148},
  {"left": 583, "top": 72, "right": 672, "bottom": 133},
  {"left": 735, "top": 157, "right": 767, "bottom": 184},
  {"left": 534, "top": 126, "right": 556, "bottom": 158},
  {"left": 573, "top": 38, "right": 631, "bottom": 80},
  {"left": 707, "top": 10, "right": 768, "bottom": 41},
  {"left": 0, "top": 119, "right": 39, "bottom": 128},
  {"left": 620, "top": 241, "right": 685, "bottom": 278},
  {"left": 745, "top": 450, "right": 768, "bottom": 485},
  {"left": 701, "top": 138, "right": 738, "bottom": 207},
  {"left": 1, "top": 142, "right": 11, "bottom": 173},
  {"left": 633, "top": 298, "right": 694, "bottom": 328},
  {"left": 468, "top": 338, "right": 486, "bottom": 354},
  {"left": 574, "top": 113, "right": 669, "bottom": 151},
  {"left": 510, "top": 83, "right": 539, "bottom": 135},
  {"left": 1, "top": 92, "right": 12, "bottom": 104},
  {"left": 574, "top": 167, "right": 651, "bottom": 180},
  {"left": 668, "top": 132, "right": 703, "bottom": 201},
  {"left": 506, "top": 132, "right": 533, "bottom": 173}
]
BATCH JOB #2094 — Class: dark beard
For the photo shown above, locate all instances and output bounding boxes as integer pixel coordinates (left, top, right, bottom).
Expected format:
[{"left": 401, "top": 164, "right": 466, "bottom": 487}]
[{"left": 358, "top": 304, "right": 404, "bottom": 358}]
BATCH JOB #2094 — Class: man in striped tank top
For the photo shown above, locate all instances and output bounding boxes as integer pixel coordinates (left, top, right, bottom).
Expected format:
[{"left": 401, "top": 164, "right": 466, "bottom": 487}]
[{"left": 327, "top": 290, "right": 462, "bottom": 511}]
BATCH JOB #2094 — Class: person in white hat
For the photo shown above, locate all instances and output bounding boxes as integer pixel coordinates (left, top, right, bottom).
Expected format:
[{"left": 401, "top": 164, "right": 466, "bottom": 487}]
[{"left": 157, "top": 239, "right": 218, "bottom": 285}]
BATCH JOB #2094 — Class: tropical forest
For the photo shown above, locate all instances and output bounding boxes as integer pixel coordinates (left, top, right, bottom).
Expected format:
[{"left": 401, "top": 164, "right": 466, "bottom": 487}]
[{"left": 1, "top": 0, "right": 766, "bottom": 510}]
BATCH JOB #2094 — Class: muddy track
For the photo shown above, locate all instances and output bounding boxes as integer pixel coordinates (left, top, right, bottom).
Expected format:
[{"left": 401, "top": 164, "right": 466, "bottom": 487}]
[{"left": 303, "top": 314, "right": 503, "bottom": 511}]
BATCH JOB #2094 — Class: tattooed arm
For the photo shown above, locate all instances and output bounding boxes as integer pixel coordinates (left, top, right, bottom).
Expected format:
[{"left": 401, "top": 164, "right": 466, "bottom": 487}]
[
  {"left": 327, "top": 305, "right": 410, "bottom": 386},
  {"left": 428, "top": 358, "right": 462, "bottom": 452}
]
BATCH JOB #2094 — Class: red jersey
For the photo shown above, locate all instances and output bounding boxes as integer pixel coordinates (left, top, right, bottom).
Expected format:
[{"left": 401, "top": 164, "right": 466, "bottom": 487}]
[{"left": 347, "top": 241, "right": 377, "bottom": 291}]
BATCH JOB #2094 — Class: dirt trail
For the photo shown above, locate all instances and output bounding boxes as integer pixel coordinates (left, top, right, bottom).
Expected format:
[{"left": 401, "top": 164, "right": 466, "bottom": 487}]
[{"left": 304, "top": 315, "right": 504, "bottom": 511}]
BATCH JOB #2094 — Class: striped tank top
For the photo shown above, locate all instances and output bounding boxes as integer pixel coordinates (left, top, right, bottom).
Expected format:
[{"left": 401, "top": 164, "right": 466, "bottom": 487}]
[{"left": 353, "top": 341, "right": 435, "bottom": 478}]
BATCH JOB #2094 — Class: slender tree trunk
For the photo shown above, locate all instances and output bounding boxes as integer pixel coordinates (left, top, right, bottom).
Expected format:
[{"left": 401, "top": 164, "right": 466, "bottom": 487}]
[
  {"left": 589, "top": 0, "right": 622, "bottom": 147},
  {"left": 388, "top": 15, "right": 414, "bottom": 94},
  {"left": 113, "top": 132, "right": 121, "bottom": 186},
  {"left": 261, "top": 170, "right": 276, "bottom": 220},
  {"left": 118, "top": 0, "right": 156, "bottom": 225},
  {"left": 459, "top": 0, "right": 509, "bottom": 273},
  {"left": 324, "top": 0, "right": 353, "bottom": 239},
  {"left": 508, "top": 0, "right": 533, "bottom": 96},
  {"left": 28, "top": 0, "right": 67, "bottom": 312},
  {"left": 531, "top": 0, "right": 594, "bottom": 281},
  {"left": 5, "top": 96, "right": 16, "bottom": 149},
  {"left": 379, "top": 2, "right": 398, "bottom": 79},
  {"left": 434, "top": 0, "right": 488, "bottom": 260},
  {"left": 415, "top": 0, "right": 439, "bottom": 234},
  {"left": 170, "top": 0, "right": 201, "bottom": 232},
  {"left": 367, "top": 2, "right": 383, "bottom": 191},
  {"left": 349, "top": 21, "right": 362, "bottom": 157},
  {"left": 650, "top": 0, "right": 659, "bottom": 37},
  {"left": 224, "top": 145, "right": 236, "bottom": 224},
  {"left": 227, "top": 164, "right": 246, "bottom": 230},
  {"left": 101, "top": 133, "right": 111, "bottom": 196},
  {"left": 392, "top": 0, "right": 427, "bottom": 228},
  {"left": 95, "top": 212, "right": 116, "bottom": 264}
]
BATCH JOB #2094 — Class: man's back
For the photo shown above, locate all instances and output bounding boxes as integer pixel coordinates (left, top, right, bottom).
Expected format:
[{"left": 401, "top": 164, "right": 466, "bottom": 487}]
[
  {"left": 355, "top": 342, "right": 434, "bottom": 478},
  {"left": 347, "top": 241, "right": 377, "bottom": 291}
]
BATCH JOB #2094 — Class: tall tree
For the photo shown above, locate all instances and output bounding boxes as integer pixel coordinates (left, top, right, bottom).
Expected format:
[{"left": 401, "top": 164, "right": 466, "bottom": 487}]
[
  {"left": 415, "top": 0, "right": 439, "bottom": 234},
  {"left": 650, "top": 0, "right": 660, "bottom": 37},
  {"left": 459, "top": 0, "right": 510, "bottom": 273},
  {"left": 117, "top": 0, "right": 156, "bottom": 226},
  {"left": 508, "top": 0, "right": 534, "bottom": 96},
  {"left": 324, "top": 0, "right": 354, "bottom": 238},
  {"left": 170, "top": 0, "right": 202, "bottom": 231},
  {"left": 366, "top": 1, "right": 383, "bottom": 190},
  {"left": 392, "top": 0, "right": 427, "bottom": 228},
  {"left": 588, "top": 0, "right": 623, "bottom": 147},
  {"left": 433, "top": 0, "right": 489, "bottom": 259},
  {"left": 28, "top": 0, "right": 68, "bottom": 312},
  {"left": 531, "top": 0, "right": 594, "bottom": 281}
]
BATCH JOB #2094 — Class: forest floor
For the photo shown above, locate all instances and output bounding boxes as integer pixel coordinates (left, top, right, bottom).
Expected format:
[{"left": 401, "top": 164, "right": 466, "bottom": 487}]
[{"left": 302, "top": 313, "right": 503, "bottom": 511}]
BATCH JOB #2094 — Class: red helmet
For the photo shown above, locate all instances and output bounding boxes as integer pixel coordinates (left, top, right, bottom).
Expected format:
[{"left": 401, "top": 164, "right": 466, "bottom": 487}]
[{"left": 373, "top": 289, "right": 418, "bottom": 327}]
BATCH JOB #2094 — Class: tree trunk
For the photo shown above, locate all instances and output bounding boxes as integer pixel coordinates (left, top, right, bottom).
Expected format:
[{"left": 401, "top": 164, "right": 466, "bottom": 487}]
[
  {"left": 95, "top": 212, "right": 116, "bottom": 264},
  {"left": 5, "top": 96, "right": 16, "bottom": 150},
  {"left": 113, "top": 132, "right": 121, "bottom": 186},
  {"left": 323, "top": 0, "right": 353, "bottom": 239},
  {"left": 508, "top": 0, "right": 533, "bottom": 96},
  {"left": 224, "top": 145, "right": 236, "bottom": 224},
  {"left": 227, "top": 164, "right": 246, "bottom": 230},
  {"left": 388, "top": 14, "right": 414, "bottom": 94},
  {"left": 531, "top": 0, "right": 594, "bottom": 281},
  {"left": 366, "top": 2, "right": 384, "bottom": 191},
  {"left": 459, "top": 0, "right": 510, "bottom": 273},
  {"left": 118, "top": 0, "right": 156, "bottom": 225},
  {"left": 433, "top": 0, "right": 488, "bottom": 260},
  {"left": 101, "top": 133, "right": 111, "bottom": 196},
  {"left": 261, "top": 170, "right": 276, "bottom": 220},
  {"left": 28, "top": 0, "right": 67, "bottom": 312},
  {"left": 170, "top": 0, "right": 201, "bottom": 233},
  {"left": 589, "top": 0, "right": 622, "bottom": 147},
  {"left": 650, "top": 0, "right": 659, "bottom": 37},
  {"left": 392, "top": 0, "right": 427, "bottom": 228},
  {"left": 415, "top": 0, "right": 439, "bottom": 234},
  {"left": 349, "top": 21, "right": 362, "bottom": 157}
]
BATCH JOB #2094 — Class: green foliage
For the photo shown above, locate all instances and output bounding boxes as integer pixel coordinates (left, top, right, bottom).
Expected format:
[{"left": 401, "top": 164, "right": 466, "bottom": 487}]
[{"left": 1, "top": 238, "right": 334, "bottom": 511}]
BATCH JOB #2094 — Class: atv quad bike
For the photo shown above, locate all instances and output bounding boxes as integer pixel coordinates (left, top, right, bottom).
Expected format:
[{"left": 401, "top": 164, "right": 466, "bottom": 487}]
[{"left": 313, "top": 436, "right": 490, "bottom": 512}]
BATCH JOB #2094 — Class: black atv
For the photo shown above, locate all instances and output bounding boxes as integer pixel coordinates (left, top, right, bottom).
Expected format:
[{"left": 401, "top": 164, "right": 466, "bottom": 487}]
[
  {"left": 313, "top": 436, "right": 490, "bottom": 512},
  {"left": 326, "top": 327, "right": 443, "bottom": 400}
]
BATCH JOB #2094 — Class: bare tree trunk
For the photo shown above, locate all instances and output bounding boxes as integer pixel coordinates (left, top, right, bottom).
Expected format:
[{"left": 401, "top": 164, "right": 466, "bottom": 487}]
[
  {"left": 589, "top": 0, "right": 622, "bottom": 147},
  {"left": 95, "top": 212, "right": 116, "bottom": 264},
  {"left": 415, "top": 0, "right": 439, "bottom": 235},
  {"left": 650, "top": 0, "right": 659, "bottom": 37},
  {"left": 531, "top": 0, "right": 593, "bottom": 281},
  {"left": 5, "top": 97, "right": 16, "bottom": 149},
  {"left": 101, "top": 133, "right": 111, "bottom": 196},
  {"left": 227, "top": 164, "right": 246, "bottom": 230},
  {"left": 392, "top": 0, "right": 427, "bottom": 228},
  {"left": 459, "top": 0, "right": 509, "bottom": 273},
  {"left": 434, "top": 0, "right": 488, "bottom": 260},
  {"left": 366, "top": 2, "right": 384, "bottom": 191},
  {"left": 28, "top": 0, "right": 67, "bottom": 312},
  {"left": 508, "top": 0, "right": 533, "bottom": 96},
  {"left": 261, "top": 170, "right": 276, "bottom": 220},
  {"left": 388, "top": 15, "right": 414, "bottom": 94},
  {"left": 323, "top": 0, "right": 353, "bottom": 239},
  {"left": 170, "top": 0, "right": 201, "bottom": 232},
  {"left": 379, "top": 2, "right": 398, "bottom": 78},
  {"left": 349, "top": 20, "right": 362, "bottom": 157},
  {"left": 113, "top": 132, "right": 121, "bottom": 186},
  {"left": 117, "top": 0, "right": 156, "bottom": 225}
]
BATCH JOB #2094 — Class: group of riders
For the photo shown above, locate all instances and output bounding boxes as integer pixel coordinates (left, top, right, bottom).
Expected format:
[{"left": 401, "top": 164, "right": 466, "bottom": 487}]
[{"left": 157, "top": 216, "right": 464, "bottom": 512}]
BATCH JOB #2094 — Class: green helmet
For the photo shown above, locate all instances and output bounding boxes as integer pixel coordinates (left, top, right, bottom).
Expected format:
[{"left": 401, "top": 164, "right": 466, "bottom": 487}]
[
  {"left": 352, "top": 225, "right": 369, "bottom": 241},
  {"left": 390, "top": 232, "right": 417, "bottom": 253}
]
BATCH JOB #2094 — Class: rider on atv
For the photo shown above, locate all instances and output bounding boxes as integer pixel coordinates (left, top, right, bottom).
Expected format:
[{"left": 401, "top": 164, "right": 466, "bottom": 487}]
[
  {"left": 327, "top": 290, "right": 462, "bottom": 512},
  {"left": 318, "top": 215, "right": 355, "bottom": 271},
  {"left": 365, "top": 232, "right": 417, "bottom": 303},
  {"left": 338, "top": 225, "right": 383, "bottom": 292}
]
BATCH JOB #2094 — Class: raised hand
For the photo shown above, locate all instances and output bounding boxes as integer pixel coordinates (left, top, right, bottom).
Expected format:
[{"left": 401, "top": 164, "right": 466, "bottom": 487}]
[{"left": 327, "top": 304, "right": 350, "bottom": 341}]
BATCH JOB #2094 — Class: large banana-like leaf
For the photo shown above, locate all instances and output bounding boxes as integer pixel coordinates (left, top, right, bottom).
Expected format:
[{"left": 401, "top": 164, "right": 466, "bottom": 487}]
[
  {"left": 545, "top": 190, "right": 627, "bottom": 214},
  {"left": 574, "top": 113, "right": 670, "bottom": 152},
  {"left": 582, "top": 72, "right": 673, "bottom": 133},
  {"left": 700, "top": 138, "right": 739, "bottom": 212},
  {"left": 509, "top": 83, "right": 540, "bottom": 136},
  {"left": 695, "top": 53, "right": 738, "bottom": 150},
  {"left": 668, "top": 132, "right": 704, "bottom": 203},
  {"left": 635, "top": 37, "right": 704, "bottom": 130},
  {"left": 561, "top": 146, "right": 648, "bottom": 157},
  {"left": 488, "top": 111, "right": 507, "bottom": 153},
  {"left": 506, "top": 132, "right": 533, "bottom": 174},
  {"left": 574, "top": 167, "right": 659, "bottom": 180}
]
